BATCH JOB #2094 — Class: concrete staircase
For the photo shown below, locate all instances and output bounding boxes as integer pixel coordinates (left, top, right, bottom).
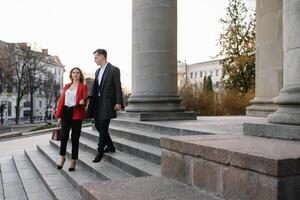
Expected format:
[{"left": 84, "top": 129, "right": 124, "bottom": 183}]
[{"left": 0, "top": 118, "right": 222, "bottom": 200}]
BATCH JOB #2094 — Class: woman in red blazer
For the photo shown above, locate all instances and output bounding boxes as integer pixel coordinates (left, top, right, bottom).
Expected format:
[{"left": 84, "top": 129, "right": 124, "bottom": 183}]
[{"left": 55, "top": 67, "right": 88, "bottom": 171}]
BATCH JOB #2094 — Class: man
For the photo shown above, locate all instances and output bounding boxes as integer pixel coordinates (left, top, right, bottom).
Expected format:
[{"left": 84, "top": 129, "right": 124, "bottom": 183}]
[{"left": 87, "top": 49, "right": 123, "bottom": 163}]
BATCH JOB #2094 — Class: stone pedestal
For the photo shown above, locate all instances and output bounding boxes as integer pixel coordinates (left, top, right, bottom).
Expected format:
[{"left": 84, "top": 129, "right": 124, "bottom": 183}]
[
  {"left": 246, "top": 0, "right": 283, "bottom": 117},
  {"left": 126, "top": 0, "right": 196, "bottom": 120},
  {"left": 267, "top": 0, "right": 300, "bottom": 125},
  {"left": 161, "top": 135, "right": 300, "bottom": 200}
]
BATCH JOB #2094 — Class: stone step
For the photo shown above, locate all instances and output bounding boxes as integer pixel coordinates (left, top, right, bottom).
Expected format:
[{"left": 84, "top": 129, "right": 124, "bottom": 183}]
[
  {"left": 84, "top": 126, "right": 162, "bottom": 147},
  {"left": 68, "top": 137, "right": 161, "bottom": 177},
  {"left": 0, "top": 158, "right": 27, "bottom": 200},
  {"left": 45, "top": 141, "right": 133, "bottom": 181},
  {"left": 37, "top": 144, "right": 106, "bottom": 192},
  {"left": 110, "top": 117, "right": 212, "bottom": 136},
  {"left": 25, "top": 150, "right": 81, "bottom": 200},
  {"left": 12, "top": 153, "right": 53, "bottom": 200},
  {"left": 81, "top": 128, "right": 161, "bottom": 164},
  {"left": 81, "top": 176, "right": 223, "bottom": 200}
]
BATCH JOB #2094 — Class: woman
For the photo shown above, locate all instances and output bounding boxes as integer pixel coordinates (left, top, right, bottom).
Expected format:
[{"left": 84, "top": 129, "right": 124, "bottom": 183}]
[{"left": 55, "top": 67, "right": 88, "bottom": 171}]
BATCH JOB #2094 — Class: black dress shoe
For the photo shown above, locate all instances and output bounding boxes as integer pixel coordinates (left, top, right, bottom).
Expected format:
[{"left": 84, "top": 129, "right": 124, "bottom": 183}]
[
  {"left": 92, "top": 152, "right": 103, "bottom": 163},
  {"left": 57, "top": 157, "right": 65, "bottom": 170},
  {"left": 104, "top": 146, "right": 116, "bottom": 153},
  {"left": 68, "top": 167, "right": 75, "bottom": 171},
  {"left": 68, "top": 160, "right": 76, "bottom": 171}
]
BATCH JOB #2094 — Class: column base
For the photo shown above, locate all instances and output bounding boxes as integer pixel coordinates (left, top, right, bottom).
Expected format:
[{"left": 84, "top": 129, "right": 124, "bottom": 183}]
[
  {"left": 267, "top": 85, "right": 300, "bottom": 125},
  {"left": 118, "top": 111, "right": 197, "bottom": 121},
  {"left": 125, "top": 95, "right": 185, "bottom": 113},
  {"left": 243, "top": 122, "right": 300, "bottom": 140},
  {"left": 246, "top": 98, "right": 277, "bottom": 117}
]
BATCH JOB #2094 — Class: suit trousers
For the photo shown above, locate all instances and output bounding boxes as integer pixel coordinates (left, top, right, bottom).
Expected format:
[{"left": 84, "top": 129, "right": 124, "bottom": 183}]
[
  {"left": 94, "top": 119, "right": 114, "bottom": 153},
  {"left": 59, "top": 106, "right": 82, "bottom": 160}
]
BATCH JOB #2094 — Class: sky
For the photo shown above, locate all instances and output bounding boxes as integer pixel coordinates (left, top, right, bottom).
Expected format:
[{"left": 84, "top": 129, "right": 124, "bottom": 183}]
[{"left": 0, "top": 0, "right": 255, "bottom": 90}]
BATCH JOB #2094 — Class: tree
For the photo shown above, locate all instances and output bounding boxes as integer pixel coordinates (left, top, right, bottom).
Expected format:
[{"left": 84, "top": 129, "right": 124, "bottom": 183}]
[
  {"left": 0, "top": 48, "right": 14, "bottom": 94},
  {"left": 24, "top": 48, "right": 45, "bottom": 123},
  {"left": 217, "top": 0, "right": 256, "bottom": 94},
  {"left": 202, "top": 75, "right": 214, "bottom": 92},
  {"left": 4, "top": 44, "right": 29, "bottom": 124},
  {"left": 42, "top": 70, "right": 58, "bottom": 121},
  {"left": 206, "top": 75, "right": 214, "bottom": 92},
  {"left": 202, "top": 76, "right": 207, "bottom": 91}
]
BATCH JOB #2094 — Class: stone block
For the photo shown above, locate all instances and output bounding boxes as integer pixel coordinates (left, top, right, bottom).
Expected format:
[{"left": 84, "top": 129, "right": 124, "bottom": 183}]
[
  {"left": 192, "top": 158, "right": 220, "bottom": 194},
  {"left": 160, "top": 137, "right": 184, "bottom": 153},
  {"left": 161, "top": 149, "right": 186, "bottom": 183},
  {"left": 222, "top": 166, "right": 278, "bottom": 200},
  {"left": 161, "top": 134, "right": 300, "bottom": 176},
  {"left": 278, "top": 175, "right": 300, "bottom": 200}
]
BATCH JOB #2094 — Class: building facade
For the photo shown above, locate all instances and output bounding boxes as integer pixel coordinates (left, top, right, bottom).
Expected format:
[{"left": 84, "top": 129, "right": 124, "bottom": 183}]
[
  {"left": 0, "top": 40, "right": 64, "bottom": 122},
  {"left": 178, "top": 59, "right": 222, "bottom": 91}
]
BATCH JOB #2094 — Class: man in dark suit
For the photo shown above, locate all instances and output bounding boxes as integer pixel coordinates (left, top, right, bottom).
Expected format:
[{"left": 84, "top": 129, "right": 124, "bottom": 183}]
[{"left": 87, "top": 49, "right": 123, "bottom": 163}]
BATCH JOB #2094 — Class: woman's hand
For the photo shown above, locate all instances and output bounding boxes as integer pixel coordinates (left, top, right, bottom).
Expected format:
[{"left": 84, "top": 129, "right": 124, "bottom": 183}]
[{"left": 79, "top": 99, "right": 85, "bottom": 105}]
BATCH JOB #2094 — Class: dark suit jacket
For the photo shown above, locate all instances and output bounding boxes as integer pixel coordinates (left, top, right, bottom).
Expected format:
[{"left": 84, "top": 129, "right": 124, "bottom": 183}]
[{"left": 86, "top": 63, "right": 123, "bottom": 119}]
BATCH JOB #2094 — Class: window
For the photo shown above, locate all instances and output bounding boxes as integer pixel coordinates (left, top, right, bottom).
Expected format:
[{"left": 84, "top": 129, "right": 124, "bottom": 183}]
[
  {"left": 195, "top": 72, "right": 197, "bottom": 79},
  {"left": 23, "top": 101, "right": 30, "bottom": 107},
  {"left": 58, "top": 69, "right": 61, "bottom": 75},
  {"left": 0, "top": 101, "right": 12, "bottom": 116},
  {"left": 190, "top": 72, "right": 193, "bottom": 79},
  {"left": 216, "top": 69, "right": 219, "bottom": 76},
  {"left": 200, "top": 71, "right": 203, "bottom": 78},
  {"left": 55, "top": 68, "right": 57, "bottom": 75},
  {"left": 6, "top": 84, "right": 13, "bottom": 93},
  {"left": 39, "top": 101, "right": 42, "bottom": 108},
  {"left": 7, "top": 101, "right": 11, "bottom": 116}
]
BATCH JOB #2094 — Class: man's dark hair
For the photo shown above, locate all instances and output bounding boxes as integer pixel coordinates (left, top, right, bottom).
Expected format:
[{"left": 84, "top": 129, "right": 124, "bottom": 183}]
[{"left": 93, "top": 49, "right": 107, "bottom": 59}]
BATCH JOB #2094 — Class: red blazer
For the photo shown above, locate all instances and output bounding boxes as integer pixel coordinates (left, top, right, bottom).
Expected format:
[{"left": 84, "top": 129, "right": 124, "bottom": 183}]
[{"left": 55, "top": 82, "right": 88, "bottom": 120}]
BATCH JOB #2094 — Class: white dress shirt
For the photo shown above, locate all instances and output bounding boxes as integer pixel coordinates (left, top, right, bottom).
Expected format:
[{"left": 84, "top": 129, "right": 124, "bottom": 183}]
[
  {"left": 65, "top": 88, "right": 77, "bottom": 107},
  {"left": 98, "top": 63, "right": 108, "bottom": 86}
]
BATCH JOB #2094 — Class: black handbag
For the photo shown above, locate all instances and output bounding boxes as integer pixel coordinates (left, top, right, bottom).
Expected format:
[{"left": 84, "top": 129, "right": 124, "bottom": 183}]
[{"left": 51, "top": 123, "right": 61, "bottom": 141}]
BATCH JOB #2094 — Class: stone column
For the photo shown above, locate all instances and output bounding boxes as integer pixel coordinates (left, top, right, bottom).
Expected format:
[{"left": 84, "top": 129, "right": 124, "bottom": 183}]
[
  {"left": 126, "top": 0, "right": 195, "bottom": 121},
  {"left": 268, "top": 0, "right": 300, "bottom": 125},
  {"left": 246, "top": 0, "right": 283, "bottom": 117}
]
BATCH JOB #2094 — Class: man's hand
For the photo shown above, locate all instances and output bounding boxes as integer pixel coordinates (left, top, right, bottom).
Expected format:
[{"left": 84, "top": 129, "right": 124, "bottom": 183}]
[{"left": 114, "top": 104, "right": 122, "bottom": 111}]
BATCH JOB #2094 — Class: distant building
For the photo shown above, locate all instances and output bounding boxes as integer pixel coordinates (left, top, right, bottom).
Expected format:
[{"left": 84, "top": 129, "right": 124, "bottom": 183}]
[
  {"left": 178, "top": 59, "right": 223, "bottom": 91},
  {"left": 0, "top": 40, "right": 65, "bottom": 122}
]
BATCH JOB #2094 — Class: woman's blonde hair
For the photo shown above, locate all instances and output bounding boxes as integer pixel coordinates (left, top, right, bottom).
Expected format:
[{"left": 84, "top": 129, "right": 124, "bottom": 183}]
[{"left": 69, "top": 67, "right": 84, "bottom": 83}]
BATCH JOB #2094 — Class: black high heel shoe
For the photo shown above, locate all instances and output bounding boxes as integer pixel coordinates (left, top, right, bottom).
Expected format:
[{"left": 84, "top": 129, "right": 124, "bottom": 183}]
[
  {"left": 68, "top": 160, "right": 76, "bottom": 171},
  {"left": 57, "top": 157, "right": 65, "bottom": 170}
]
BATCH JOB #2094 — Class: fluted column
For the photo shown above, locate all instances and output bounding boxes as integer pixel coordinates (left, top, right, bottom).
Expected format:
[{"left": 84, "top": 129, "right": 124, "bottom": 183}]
[
  {"left": 268, "top": 0, "right": 300, "bottom": 125},
  {"left": 126, "top": 0, "right": 184, "bottom": 112},
  {"left": 246, "top": 0, "right": 283, "bottom": 117}
]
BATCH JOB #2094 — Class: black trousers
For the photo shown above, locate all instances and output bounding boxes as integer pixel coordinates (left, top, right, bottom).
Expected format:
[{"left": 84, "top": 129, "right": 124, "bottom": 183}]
[
  {"left": 60, "top": 106, "right": 82, "bottom": 160},
  {"left": 94, "top": 119, "right": 114, "bottom": 153}
]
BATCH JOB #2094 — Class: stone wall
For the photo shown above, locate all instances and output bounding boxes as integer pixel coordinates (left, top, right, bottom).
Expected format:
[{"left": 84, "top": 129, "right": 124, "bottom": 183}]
[{"left": 161, "top": 135, "right": 300, "bottom": 200}]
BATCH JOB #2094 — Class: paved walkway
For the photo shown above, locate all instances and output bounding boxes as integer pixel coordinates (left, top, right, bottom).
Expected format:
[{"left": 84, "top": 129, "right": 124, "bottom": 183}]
[
  {"left": 0, "top": 132, "right": 51, "bottom": 160},
  {"left": 119, "top": 115, "right": 266, "bottom": 135},
  {"left": 0, "top": 116, "right": 266, "bottom": 160}
]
